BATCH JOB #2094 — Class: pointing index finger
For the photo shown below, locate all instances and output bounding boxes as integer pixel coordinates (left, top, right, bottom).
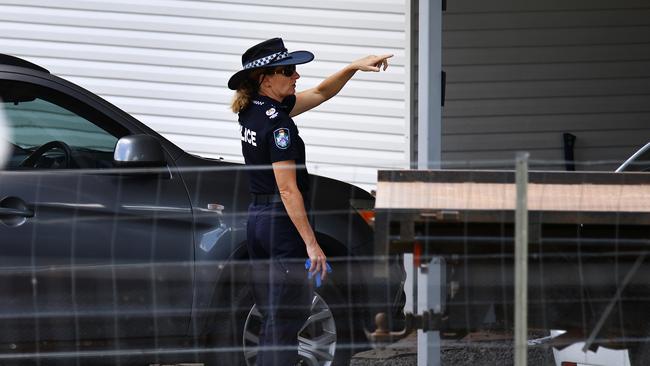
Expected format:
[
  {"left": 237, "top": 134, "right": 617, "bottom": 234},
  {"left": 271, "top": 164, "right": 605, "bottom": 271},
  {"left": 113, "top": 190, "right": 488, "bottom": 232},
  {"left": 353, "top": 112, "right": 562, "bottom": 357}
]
[{"left": 378, "top": 54, "right": 392, "bottom": 70}]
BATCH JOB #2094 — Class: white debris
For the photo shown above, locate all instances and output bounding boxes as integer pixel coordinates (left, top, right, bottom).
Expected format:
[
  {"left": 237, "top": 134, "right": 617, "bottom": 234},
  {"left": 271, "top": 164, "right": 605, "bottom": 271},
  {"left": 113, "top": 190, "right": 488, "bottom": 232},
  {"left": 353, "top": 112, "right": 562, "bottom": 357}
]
[{"left": 553, "top": 341, "right": 631, "bottom": 366}]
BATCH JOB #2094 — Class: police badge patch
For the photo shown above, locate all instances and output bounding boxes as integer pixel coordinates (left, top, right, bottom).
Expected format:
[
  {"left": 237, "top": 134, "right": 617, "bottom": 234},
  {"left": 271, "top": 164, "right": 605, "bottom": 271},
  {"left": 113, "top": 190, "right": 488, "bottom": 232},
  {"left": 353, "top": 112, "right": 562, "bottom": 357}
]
[{"left": 273, "top": 128, "right": 290, "bottom": 149}]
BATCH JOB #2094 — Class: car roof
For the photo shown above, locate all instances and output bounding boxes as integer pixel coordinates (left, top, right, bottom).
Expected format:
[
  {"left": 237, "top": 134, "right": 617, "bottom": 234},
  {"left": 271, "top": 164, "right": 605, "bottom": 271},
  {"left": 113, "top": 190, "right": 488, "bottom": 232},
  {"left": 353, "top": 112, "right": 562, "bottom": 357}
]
[{"left": 0, "top": 54, "right": 50, "bottom": 74}]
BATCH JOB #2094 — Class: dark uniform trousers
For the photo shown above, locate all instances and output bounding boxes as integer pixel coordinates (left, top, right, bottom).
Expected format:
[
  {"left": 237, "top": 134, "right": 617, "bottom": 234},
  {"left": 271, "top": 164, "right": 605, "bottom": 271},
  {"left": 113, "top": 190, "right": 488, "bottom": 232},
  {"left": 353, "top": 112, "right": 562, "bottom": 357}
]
[{"left": 246, "top": 198, "right": 313, "bottom": 366}]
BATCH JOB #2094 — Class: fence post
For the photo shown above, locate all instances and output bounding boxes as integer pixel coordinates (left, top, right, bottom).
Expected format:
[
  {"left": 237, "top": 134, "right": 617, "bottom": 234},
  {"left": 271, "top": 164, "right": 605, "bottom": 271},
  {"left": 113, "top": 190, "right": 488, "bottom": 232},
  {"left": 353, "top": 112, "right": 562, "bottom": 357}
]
[{"left": 514, "top": 152, "right": 529, "bottom": 366}]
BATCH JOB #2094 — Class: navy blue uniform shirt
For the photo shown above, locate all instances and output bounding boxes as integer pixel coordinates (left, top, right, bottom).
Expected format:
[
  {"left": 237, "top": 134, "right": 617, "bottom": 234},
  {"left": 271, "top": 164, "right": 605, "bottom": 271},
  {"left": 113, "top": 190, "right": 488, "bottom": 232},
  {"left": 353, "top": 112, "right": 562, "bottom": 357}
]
[{"left": 239, "top": 94, "right": 309, "bottom": 194}]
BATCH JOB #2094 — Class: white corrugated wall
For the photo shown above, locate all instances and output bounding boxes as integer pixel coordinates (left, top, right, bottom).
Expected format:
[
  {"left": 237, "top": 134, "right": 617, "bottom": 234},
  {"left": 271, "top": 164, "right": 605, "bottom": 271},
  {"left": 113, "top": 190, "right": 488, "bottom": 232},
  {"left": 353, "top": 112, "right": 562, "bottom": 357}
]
[
  {"left": 0, "top": 0, "right": 408, "bottom": 191},
  {"left": 441, "top": 0, "right": 650, "bottom": 171}
]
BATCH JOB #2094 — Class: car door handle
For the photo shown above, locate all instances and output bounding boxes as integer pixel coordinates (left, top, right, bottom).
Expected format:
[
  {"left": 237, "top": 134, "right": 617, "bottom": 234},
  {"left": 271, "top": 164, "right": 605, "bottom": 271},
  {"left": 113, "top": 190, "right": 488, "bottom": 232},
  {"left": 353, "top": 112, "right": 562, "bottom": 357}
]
[{"left": 0, "top": 207, "right": 34, "bottom": 218}]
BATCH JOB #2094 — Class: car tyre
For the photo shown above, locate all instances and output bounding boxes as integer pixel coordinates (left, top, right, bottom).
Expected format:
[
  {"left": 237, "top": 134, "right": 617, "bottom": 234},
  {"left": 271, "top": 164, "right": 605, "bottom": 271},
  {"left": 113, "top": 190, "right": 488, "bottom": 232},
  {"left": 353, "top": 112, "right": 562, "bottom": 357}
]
[{"left": 206, "top": 272, "right": 364, "bottom": 366}]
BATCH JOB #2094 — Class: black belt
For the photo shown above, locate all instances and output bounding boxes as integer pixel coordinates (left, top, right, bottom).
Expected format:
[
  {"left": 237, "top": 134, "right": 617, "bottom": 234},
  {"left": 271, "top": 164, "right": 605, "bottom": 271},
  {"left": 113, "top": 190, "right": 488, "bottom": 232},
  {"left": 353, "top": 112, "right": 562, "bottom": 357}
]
[{"left": 251, "top": 193, "right": 283, "bottom": 205}]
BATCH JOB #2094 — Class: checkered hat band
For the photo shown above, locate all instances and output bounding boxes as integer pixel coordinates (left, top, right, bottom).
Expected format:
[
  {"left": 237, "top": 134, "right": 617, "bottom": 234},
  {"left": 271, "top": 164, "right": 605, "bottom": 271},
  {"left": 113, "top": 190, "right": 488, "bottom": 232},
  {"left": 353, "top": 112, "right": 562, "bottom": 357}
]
[{"left": 243, "top": 51, "right": 290, "bottom": 69}]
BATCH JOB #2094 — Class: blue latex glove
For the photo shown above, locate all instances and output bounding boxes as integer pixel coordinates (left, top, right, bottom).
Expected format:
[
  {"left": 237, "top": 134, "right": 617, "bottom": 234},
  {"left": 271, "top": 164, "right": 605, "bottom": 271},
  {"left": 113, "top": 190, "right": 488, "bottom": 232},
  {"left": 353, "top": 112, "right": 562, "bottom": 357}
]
[{"left": 305, "top": 259, "right": 332, "bottom": 288}]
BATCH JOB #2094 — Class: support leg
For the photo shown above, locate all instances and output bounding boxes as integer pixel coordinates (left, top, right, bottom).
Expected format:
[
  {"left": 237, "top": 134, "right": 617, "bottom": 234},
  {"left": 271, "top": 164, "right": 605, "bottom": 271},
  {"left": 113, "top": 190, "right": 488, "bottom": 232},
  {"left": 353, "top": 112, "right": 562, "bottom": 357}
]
[{"left": 417, "top": 257, "right": 445, "bottom": 366}]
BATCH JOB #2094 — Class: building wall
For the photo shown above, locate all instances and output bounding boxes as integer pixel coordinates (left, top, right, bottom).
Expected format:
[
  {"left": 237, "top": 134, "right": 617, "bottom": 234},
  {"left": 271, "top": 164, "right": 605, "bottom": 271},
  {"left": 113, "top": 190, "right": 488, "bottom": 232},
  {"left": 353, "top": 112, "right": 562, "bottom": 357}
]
[
  {"left": 441, "top": 0, "right": 650, "bottom": 170},
  {"left": 0, "top": 0, "right": 409, "bottom": 191}
]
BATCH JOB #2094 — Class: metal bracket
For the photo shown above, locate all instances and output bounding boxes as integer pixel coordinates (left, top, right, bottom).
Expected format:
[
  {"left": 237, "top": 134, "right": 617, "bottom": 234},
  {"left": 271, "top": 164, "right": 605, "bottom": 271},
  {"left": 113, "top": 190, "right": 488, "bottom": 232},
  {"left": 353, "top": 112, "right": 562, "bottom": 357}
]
[
  {"left": 409, "top": 309, "right": 443, "bottom": 332},
  {"left": 441, "top": 70, "right": 446, "bottom": 106},
  {"left": 563, "top": 133, "right": 577, "bottom": 171}
]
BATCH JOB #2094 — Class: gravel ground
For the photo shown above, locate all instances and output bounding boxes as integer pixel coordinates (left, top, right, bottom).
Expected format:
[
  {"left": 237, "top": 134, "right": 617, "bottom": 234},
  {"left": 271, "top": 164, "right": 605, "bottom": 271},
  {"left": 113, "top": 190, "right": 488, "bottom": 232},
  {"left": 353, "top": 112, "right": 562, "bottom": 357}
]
[{"left": 350, "top": 333, "right": 556, "bottom": 366}]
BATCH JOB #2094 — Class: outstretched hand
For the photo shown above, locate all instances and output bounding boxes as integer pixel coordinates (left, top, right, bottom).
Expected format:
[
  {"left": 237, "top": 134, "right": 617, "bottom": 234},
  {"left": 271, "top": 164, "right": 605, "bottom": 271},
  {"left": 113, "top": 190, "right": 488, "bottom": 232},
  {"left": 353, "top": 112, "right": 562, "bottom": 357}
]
[{"left": 351, "top": 54, "right": 393, "bottom": 72}]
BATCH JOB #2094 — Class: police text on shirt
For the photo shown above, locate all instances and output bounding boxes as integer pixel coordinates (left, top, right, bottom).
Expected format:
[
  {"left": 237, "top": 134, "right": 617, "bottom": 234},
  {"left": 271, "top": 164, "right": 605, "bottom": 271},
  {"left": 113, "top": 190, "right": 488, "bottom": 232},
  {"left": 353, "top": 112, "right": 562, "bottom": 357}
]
[{"left": 240, "top": 125, "right": 257, "bottom": 147}]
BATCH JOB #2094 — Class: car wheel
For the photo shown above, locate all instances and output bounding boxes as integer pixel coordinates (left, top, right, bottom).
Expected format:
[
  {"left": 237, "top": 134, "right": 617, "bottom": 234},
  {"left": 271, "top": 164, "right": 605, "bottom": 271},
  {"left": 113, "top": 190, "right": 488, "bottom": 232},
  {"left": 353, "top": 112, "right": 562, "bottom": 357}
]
[
  {"left": 206, "top": 289, "right": 356, "bottom": 366},
  {"left": 243, "top": 292, "right": 338, "bottom": 366},
  {"left": 205, "top": 240, "right": 369, "bottom": 366}
]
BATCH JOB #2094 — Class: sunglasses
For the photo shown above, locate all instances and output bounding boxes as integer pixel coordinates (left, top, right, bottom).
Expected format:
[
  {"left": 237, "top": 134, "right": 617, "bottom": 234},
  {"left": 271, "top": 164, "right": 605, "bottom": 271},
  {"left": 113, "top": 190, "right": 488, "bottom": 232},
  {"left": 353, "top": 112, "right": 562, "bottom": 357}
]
[{"left": 266, "top": 65, "right": 296, "bottom": 77}]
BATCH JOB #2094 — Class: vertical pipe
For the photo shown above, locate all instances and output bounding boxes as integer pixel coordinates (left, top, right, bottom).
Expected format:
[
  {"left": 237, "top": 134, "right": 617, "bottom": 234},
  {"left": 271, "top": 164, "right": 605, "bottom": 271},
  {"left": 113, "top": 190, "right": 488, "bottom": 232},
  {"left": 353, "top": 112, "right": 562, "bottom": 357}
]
[
  {"left": 514, "top": 152, "right": 529, "bottom": 366},
  {"left": 417, "top": 0, "right": 442, "bottom": 170},
  {"left": 417, "top": 258, "right": 443, "bottom": 366}
]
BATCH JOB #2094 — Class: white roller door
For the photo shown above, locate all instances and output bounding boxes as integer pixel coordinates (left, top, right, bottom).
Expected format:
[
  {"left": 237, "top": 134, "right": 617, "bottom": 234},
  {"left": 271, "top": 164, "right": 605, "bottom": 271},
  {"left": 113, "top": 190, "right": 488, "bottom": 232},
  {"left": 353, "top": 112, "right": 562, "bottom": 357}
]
[{"left": 0, "top": 0, "right": 408, "bottom": 191}]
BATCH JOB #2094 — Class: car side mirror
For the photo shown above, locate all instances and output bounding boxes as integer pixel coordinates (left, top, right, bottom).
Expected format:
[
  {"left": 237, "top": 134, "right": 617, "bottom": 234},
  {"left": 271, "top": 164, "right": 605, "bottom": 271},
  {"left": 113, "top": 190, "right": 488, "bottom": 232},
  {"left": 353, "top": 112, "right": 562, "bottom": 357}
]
[{"left": 113, "top": 134, "right": 167, "bottom": 168}]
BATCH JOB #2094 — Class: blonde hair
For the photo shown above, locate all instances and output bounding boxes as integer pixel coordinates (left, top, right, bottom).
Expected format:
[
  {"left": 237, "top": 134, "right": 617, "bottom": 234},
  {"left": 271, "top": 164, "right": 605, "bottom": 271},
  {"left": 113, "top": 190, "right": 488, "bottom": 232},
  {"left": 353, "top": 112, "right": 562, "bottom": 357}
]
[{"left": 230, "top": 70, "right": 265, "bottom": 113}]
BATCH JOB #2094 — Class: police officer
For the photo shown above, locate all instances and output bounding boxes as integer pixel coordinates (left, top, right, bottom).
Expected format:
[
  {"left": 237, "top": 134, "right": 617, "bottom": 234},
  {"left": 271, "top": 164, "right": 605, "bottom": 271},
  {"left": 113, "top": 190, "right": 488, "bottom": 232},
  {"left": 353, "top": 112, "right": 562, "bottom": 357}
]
[{"left": 228, "top": 37, "right": 391, "bottom": 366}]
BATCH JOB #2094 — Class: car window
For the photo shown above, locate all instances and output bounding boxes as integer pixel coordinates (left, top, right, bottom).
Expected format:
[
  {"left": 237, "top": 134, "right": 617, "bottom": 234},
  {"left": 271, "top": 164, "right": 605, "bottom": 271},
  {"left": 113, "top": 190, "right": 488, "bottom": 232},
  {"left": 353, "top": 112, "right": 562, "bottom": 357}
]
[{"left": 1, "top": 79, "right": 128, "bottom": 170}]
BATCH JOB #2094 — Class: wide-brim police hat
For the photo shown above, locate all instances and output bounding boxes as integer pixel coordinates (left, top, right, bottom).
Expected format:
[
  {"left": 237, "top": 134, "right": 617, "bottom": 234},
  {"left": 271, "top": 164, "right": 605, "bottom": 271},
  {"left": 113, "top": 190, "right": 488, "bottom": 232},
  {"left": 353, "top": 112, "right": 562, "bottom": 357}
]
[{"left": 228, "top": 37, "right": 314, "bottom": 90}]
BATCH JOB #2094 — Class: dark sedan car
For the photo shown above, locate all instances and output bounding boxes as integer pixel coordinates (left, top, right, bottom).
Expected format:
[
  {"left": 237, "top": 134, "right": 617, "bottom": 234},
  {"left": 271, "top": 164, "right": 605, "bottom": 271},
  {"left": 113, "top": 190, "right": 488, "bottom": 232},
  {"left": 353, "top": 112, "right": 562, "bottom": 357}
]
[{"left": 0, "top": 54, "right": 405, "bottom": 366}]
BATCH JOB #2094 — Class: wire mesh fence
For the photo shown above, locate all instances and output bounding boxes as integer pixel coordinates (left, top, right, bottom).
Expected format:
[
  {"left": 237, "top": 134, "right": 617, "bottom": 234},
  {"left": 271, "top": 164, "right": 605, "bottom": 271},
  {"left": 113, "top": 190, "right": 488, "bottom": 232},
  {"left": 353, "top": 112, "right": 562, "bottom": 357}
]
[
  {"left": 0, "top": 158, "right": 648, "bottom": 366},
  {"left": 2, "top": 96, "right": 650, "bottom": 365}
]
